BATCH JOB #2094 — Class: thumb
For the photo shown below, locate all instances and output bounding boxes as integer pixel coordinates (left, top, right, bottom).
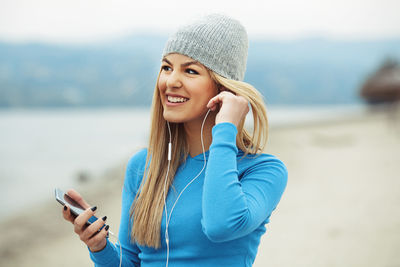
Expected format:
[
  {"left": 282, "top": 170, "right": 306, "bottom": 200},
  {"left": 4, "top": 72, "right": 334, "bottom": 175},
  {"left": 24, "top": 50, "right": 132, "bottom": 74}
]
[{"left": 66, "top": 189, "right": 91, "bottom": 209}]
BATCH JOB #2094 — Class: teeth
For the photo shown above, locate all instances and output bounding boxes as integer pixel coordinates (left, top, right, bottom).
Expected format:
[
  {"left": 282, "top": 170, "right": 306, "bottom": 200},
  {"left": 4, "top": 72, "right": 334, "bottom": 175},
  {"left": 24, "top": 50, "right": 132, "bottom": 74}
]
[{"left": 168, "top": 96, "right": 188, "bottom": 103}]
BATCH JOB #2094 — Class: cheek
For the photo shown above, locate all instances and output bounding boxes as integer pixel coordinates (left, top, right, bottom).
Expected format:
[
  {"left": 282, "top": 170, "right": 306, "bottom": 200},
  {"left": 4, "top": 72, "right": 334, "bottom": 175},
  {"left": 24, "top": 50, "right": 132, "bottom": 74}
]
[
  {"left": 194, "top": 79, "right": 216, "bottom": 95},
  {"left": 158, "top": 75, "right": 167, "bottom": 92},
  {"left": 202, "top": 82, "right": 218, "bottom": 99},
  {"left": 192, "top": 85, "right": 216, "bottom": 109},
  {"left": 157, "top": 78, "right": 167, "bottom": 105}
]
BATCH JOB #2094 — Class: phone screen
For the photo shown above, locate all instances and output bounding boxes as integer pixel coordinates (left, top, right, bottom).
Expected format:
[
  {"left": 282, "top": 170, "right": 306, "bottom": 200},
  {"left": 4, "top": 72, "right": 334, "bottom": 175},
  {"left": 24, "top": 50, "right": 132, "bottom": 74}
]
[{"left": 55, "top": 188, "right": 99, "bottom": 226}]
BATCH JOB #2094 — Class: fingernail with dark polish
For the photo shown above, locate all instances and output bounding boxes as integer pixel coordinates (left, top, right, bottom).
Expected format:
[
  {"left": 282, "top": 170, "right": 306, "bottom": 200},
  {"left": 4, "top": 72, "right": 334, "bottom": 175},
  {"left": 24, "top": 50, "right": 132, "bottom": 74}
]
[
  {"left": 102, "top": 216, "right": 107, "bottom": 221},
  {"left": 105, "top": 225, "right": 109, "bottom": 231},
  {"left": 63, "top": 206, "right": 67, "bottom": 211},
  {"left": 91, "top": 206, "right": 97, "bottom": 212}
]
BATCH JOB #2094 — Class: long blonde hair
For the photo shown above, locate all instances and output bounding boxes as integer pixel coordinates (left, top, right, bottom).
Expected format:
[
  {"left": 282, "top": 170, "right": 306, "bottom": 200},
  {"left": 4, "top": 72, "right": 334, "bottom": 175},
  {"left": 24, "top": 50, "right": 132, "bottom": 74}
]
[{"left": 130, "top": 70, "right": 268, "bottom": 248}]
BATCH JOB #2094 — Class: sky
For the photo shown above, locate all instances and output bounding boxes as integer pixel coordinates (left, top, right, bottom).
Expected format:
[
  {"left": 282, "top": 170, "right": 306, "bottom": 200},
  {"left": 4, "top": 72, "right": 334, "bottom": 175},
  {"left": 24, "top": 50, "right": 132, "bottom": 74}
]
[{"left": 0, "top": 0, "right": 399, "bottom": 43}]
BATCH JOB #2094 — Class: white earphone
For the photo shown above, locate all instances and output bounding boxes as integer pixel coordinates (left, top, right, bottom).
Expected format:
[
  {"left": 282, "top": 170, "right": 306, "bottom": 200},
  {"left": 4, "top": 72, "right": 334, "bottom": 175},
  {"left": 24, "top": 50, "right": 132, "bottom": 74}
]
[{"left": 163, "top": 109, "right": 212, "bottom": 267}]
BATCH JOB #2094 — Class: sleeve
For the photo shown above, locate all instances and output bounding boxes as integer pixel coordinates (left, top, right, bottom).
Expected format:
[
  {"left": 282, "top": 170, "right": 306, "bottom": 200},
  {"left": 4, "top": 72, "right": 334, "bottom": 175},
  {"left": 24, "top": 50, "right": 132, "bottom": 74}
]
[
  {"left": 201, "top": 123, "right": 288, "bottom": 243},
  {"left": 89, "top": 149, "right": 147, "bottom": 266}
]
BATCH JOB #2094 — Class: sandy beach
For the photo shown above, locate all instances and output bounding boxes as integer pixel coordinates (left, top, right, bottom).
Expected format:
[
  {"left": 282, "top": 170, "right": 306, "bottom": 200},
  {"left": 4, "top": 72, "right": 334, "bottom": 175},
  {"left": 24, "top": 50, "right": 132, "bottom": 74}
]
[{"left": 1, "top": 107, "right": 399, "bottom": 267}]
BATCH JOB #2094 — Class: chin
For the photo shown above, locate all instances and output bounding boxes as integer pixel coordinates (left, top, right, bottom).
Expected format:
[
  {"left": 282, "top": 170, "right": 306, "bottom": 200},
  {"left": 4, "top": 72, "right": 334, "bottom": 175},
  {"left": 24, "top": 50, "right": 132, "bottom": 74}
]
[
  {"left": 163, "top": 110, "right": 184, "bottom": 123},
  {"left": 165, "top": 117, "right": 183, "bottom": 123}
]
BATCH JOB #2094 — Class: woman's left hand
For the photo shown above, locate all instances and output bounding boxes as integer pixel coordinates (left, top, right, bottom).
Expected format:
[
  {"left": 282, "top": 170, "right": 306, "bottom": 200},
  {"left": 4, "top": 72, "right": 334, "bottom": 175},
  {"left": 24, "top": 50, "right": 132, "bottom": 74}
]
[{"left": 207, "top": 91, "right": 249, "bottom": 127}]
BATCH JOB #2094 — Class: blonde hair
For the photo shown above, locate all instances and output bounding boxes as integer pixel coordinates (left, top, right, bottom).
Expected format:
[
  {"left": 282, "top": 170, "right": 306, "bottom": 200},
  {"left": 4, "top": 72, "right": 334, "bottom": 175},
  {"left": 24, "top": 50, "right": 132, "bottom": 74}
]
[{"left": 130, "top": 70, "right": 268, "bottom": 248}]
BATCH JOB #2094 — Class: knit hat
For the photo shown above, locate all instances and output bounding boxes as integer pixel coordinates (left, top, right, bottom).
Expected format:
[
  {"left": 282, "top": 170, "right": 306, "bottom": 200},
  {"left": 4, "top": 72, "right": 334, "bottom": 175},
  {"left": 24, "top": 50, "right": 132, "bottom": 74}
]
[{"left": 162, "top": 14, "right": 248, "bottom": 81}]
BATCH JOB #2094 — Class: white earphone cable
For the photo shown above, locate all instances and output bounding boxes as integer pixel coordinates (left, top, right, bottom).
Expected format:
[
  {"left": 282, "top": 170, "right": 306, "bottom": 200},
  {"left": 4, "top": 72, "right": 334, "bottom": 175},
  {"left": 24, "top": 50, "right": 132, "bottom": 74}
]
[
  {"left": 163, "top": 109, "right": 211, "bottom": 267},
  {"left": 163, "top": 120, "right": 172, "bottom": 266},
  {"left": 108, "top": 231, "right": 122, "bottom": 267}
]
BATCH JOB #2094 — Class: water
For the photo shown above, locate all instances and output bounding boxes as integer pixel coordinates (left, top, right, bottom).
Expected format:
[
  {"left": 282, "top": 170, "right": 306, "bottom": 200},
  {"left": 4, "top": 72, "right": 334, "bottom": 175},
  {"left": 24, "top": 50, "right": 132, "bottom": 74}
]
[
  {"left": 0, "top": 108, "right": 151, "bottom": 220},
  {"left": 0, "top": 105, "right": 365, "bottom": 221}
]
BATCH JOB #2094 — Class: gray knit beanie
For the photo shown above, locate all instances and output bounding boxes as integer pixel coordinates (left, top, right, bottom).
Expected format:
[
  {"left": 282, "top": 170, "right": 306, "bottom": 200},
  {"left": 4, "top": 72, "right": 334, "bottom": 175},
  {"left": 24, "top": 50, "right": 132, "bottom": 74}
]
[{"left": 162, "top": 14, "right": 248, "bottom": 81}]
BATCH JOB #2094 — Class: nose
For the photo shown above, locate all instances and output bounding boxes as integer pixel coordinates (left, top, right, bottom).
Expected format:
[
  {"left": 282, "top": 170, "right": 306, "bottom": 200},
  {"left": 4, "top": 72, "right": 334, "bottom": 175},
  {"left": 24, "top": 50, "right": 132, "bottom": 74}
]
[{"left": 166, "top": 70, "right": 182, "bottom": 89}]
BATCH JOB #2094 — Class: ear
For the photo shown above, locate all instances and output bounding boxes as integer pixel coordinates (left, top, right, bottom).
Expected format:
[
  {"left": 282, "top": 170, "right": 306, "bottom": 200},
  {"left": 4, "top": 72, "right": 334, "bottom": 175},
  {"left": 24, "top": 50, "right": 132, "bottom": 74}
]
[
  {"left": 218, "top": 84, "right": 230, "bottom": 93},
  {"left": 216, "top": 84, "right": 223, "bottom": 93},
  {"left": 219, "top": 86, "right": 235, "bottom": 95}
]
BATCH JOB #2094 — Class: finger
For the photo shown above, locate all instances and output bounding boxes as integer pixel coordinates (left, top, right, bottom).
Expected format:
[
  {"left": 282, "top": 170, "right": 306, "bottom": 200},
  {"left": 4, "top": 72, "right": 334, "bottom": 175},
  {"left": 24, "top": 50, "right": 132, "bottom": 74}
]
[
  {"left": 86, "top": 225, "right": 109, "bottom": 250},
  {"left": 207, "top": 91, "right": 234, "bottom": 110},
  {"left": 62, "top": 205, "right": 76, "bottom": 224},
  {"left": 80, "top": 215, "right": 107, "bottom": 243},
  {"left": 207, "top": 94, "right": 224, "bottom": 110},
  {"left": 237, "top": 96, "right": 250, "bottom": 111},
  {"left": 67, "top": 189, "right": 91, "bottom": 209},
  {"left": 74, "top": 206, "right": 97, "bottom": 234},
  {"left": 206, "top": 99, "right": 218, "bottom": 111}
]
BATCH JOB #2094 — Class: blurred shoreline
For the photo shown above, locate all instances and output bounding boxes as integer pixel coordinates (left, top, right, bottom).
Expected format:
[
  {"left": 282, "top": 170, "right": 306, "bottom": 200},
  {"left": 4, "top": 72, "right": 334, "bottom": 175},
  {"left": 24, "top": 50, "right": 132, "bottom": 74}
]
[
  {"left": 0, "top": 105, "right": 364, "bottom": 221},
  {"left": 1, "top": 106, "right": 400, "bottom": 266}
]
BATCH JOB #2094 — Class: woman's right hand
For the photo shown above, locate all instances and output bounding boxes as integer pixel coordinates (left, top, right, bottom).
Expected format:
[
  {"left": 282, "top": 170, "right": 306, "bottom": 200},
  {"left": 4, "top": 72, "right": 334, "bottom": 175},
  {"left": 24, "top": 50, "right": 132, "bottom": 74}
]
[{"left": 62, "top": 189, "right": 109, "bottom": 252}]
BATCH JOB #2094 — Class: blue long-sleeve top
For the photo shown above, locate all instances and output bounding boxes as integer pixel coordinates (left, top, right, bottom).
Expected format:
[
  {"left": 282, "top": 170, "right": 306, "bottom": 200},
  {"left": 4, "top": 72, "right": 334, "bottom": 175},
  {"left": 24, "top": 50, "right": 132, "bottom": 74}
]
[{"left": 90, "top": 122, "right": 288, "bottom": 266}]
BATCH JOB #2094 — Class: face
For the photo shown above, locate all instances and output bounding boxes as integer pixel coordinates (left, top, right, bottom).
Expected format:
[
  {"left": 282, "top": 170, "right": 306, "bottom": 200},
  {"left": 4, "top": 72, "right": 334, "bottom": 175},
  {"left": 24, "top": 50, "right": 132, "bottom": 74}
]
[{"left": 158, "top": 53, "right": 218, "bottom": 124}]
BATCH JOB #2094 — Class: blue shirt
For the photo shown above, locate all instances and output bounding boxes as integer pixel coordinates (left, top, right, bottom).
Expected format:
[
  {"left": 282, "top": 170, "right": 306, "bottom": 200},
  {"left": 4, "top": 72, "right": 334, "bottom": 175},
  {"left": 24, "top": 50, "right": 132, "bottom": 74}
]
[{"left": 90, "top": 122, "right": 288, "bottom": 266}]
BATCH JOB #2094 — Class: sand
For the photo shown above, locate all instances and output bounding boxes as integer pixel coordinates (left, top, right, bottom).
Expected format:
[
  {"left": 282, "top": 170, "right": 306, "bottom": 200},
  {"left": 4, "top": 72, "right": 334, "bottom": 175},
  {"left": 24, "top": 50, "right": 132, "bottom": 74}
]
[{"left": 1, "top": 107, "right": 399, "bottom": 267}]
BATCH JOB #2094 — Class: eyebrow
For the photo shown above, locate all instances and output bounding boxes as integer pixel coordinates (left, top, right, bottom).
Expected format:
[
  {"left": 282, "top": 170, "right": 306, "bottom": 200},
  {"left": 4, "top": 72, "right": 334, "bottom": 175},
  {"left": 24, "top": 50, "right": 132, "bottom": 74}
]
[{"left": 162, "top": 57, "right": 203, "bottom": 68}]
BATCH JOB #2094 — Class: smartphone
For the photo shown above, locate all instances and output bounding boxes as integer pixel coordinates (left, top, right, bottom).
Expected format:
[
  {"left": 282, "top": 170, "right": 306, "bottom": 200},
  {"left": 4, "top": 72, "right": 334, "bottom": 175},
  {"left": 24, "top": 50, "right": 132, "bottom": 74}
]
[{"left": 55, "top": 188, "right": 101, "bottom": 227}]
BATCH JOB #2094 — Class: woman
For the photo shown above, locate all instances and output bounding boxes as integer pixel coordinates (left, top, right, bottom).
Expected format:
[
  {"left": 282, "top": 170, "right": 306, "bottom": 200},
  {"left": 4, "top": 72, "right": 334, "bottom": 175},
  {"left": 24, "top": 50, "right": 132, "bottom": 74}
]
[{"left": 62, "top": 14, "right": 288, "bottom": 266}]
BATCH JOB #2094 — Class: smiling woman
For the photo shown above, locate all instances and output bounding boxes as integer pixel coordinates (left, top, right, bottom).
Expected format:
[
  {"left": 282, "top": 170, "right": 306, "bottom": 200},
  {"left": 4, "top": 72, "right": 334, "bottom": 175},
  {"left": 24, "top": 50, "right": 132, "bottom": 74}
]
[
  {"left": 158, "top": 54, "right": 218, "bottom": 124},
  {"left": 61, "top": 14, "right": 288, "bottom": 267}
]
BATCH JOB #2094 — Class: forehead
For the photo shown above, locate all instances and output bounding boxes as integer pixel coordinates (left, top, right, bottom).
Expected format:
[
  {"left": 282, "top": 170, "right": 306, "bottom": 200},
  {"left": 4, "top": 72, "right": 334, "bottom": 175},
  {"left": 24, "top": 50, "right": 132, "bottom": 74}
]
[{"left": 163, "top": 53, "right": 205, "bottom": 68}]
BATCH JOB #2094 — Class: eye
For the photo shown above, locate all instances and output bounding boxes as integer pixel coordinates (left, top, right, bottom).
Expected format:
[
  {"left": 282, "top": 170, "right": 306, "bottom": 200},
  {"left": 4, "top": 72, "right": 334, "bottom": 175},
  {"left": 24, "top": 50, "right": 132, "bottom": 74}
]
[
  {"left": 186, "top": 68, "right": 199, "bottom": 75},
  {"left": 161, "top": 65, "right": 172, "bottom": 72}
]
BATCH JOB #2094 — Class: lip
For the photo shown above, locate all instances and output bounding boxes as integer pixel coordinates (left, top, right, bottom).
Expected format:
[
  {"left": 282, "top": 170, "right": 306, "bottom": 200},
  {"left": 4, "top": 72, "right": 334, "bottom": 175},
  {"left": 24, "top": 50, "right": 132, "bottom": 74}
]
[{"left": 165, "top": 93, "right": 189, "bottom": 107}]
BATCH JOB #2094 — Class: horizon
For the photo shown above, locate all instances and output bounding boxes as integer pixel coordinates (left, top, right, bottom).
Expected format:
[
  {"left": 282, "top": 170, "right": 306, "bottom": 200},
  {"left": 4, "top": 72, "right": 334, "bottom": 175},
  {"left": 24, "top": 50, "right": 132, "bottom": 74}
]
[
  {"left": 1, "top": 37, "right": 399, "bottom": 108},
  {"left": 1, "top": 32, "right": 400, "bottom": 46}
]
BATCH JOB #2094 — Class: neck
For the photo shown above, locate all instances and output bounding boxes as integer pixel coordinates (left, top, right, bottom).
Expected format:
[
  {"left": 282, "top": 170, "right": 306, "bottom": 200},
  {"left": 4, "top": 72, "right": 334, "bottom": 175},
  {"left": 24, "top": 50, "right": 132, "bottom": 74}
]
[{"left": 184, "top": 110, "right": 216, "bottom": 158}]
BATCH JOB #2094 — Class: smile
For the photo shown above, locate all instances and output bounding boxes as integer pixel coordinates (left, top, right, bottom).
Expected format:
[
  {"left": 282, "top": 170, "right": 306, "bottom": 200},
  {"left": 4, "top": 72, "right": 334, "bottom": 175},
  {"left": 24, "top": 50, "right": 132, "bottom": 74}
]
[{"left": 167, "top": 95, "right": 189, "bottom": 103}]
